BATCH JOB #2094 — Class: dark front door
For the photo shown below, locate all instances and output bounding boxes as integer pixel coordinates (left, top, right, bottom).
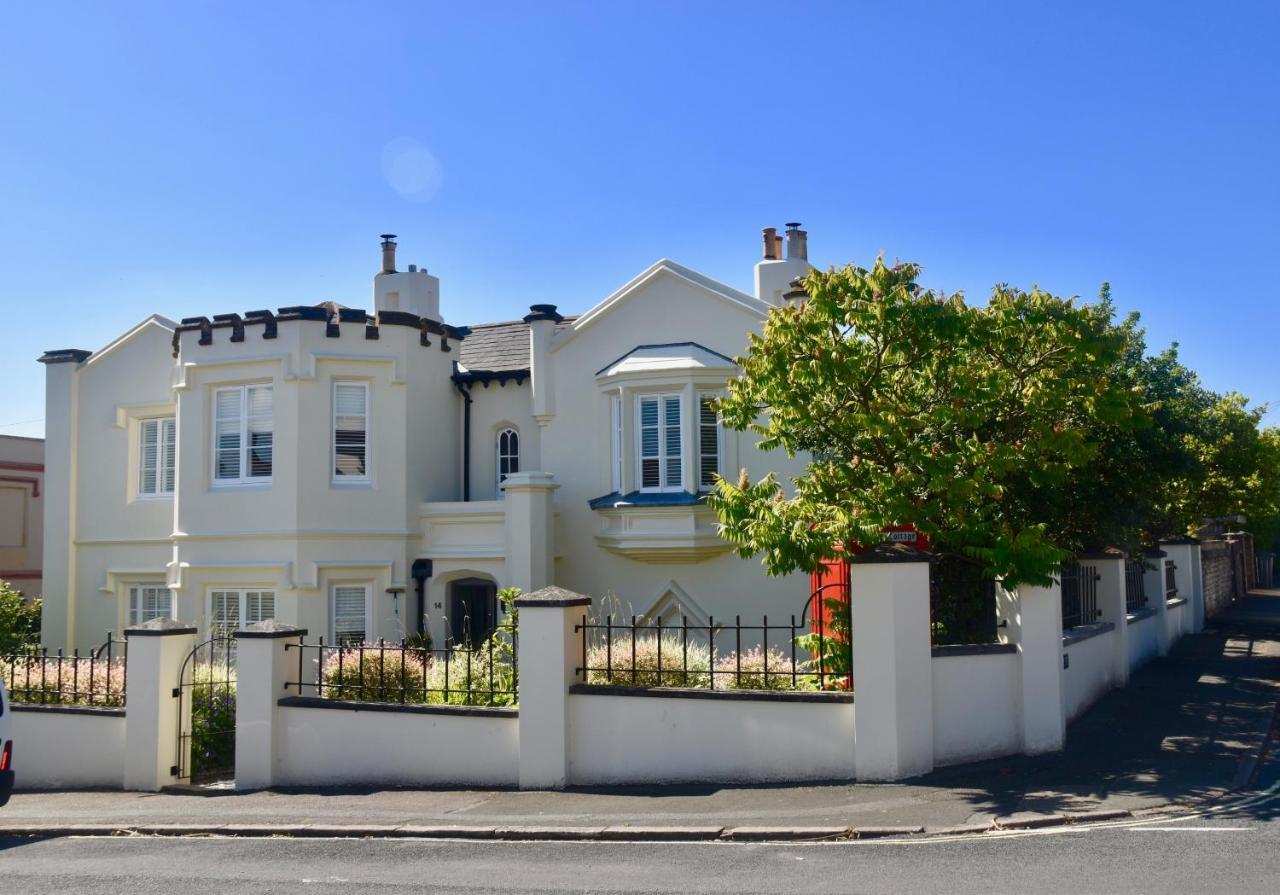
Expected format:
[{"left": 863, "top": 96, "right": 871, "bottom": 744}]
[{"left": 449, "top": 578, "right": 497, "bottom": 647}]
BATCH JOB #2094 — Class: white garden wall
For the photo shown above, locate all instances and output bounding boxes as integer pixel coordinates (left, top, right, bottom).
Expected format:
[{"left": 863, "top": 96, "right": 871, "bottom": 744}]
[
  {"left": 273, "top": 700, "right": 519, "bottom": 788},
  {"left": 567, "top": 689, "right": 855, "bottom": 785},
  {"left": 1128, "top": 613, "right": 1159, "bottom": 672},
  {"left": 1063, "top": 627, "right": 1115, "bottom": 723},
  {"left": 10, "top": 707, "right": 126, "bottom": 789},
  {"left": 930, "top": 648, "right": 1020, "bottom": 766},
  {"left": 1166, "top": 599, "right": 1189, "bottom": 643}
]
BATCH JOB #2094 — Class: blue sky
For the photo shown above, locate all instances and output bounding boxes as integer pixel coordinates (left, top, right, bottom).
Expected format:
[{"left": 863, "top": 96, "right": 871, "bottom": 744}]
[{"left": 1, "top": 1, "right": 1277, "bottom": 438}]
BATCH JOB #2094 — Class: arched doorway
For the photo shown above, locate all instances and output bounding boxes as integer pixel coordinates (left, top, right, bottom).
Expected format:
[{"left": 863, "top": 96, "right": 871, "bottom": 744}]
[{"left": 448, "top": 577, "right": 497, "bottom": 647}]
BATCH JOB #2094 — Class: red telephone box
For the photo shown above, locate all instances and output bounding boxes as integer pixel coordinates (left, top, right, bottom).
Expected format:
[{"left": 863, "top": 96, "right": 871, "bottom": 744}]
[{"left": 807, "top": 525, "right": 931, "bottom": 636}]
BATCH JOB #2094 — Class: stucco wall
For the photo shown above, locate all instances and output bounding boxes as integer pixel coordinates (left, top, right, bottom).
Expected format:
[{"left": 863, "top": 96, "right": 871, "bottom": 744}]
[
  {"left": 1127, "top": 613, "right": 1159, "bottom": 671},
  {"left": 567, "top": 690, "right": 855, "bottom": 784},
  {"left": 1063, "top": 629, "right": 1115, "bottom": 723},
  {"left": 9, "top": 707, "right": 126, "bottom": 789},
  {"left": 466, "top": 381, "right": 540, "bottom": 502},
  {"left": 274, "top": 702, "right": 519, "bottom": 787},
  {"left": 931, "top": 651, "right": 1020, "bottom": 766}
]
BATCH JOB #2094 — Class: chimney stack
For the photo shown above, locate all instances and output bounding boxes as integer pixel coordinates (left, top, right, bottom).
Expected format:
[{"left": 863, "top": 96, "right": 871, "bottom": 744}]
[
  {"left": 784, "top": 222, "right": 808, "bottom": 261},
  {"left": 754, "top": 221, "right": 813, "bottom": 306},
  {"left": 380, "top": 234, "right": 398, "bottom": 274}
]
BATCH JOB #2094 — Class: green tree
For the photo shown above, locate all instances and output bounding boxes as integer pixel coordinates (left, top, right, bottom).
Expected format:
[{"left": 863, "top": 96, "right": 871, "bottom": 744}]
[
  {"left": 707, "top": 258, "right": 1138, "bottom": 588},
  {"left": 0, "top": 581, "right": 42, "bottom": 654}
]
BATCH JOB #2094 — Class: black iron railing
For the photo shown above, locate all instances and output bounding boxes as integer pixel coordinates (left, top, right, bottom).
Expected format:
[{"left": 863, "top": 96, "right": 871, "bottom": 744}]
[
  {"left": 930, "top": 556, "right": 998, "bottom": 645},
  {"left": 1061, "top": 563, "right": 1101, "bottom": 630},
  {"left": 1125, "top": 559, "right": 1148, "bottom": 612},
  {"left": 574, "top": 613, "right": 852, "bottom": 692},
  {"left": 1165, "top": 560, "right": 1178, "bottom": 600},
  {"left": 284, "top": 629, "right": 517, "bottom": 707},
  {"left": 0, "top": 633, "right": 127, "bottom": 707}
]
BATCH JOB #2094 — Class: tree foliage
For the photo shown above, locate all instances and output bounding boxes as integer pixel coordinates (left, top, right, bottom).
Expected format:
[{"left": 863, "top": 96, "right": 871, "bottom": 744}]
[
  {"left": 709, "top": 259, "right": 1280, "bottom": 584},
  {"left": 0, "top": 580, "right": 42, "bottom": 654},
  {"left": 708, "top": 258, "right": 1138, "bottom": 588}
]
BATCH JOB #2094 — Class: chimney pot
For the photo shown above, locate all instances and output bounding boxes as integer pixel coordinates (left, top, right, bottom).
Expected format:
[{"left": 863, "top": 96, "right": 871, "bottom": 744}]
[
  {"left": 379, "top": 234, "right": 397, "bottom": 274},
  {"left": 761, "top": 227, "right": 778, "bottom": 260},
  {"left": 784, "top": 223, "right": 808, "bottom": 262}
]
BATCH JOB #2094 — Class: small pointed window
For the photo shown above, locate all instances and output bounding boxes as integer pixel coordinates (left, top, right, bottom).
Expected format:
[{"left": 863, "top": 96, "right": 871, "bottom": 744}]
[{"left": 497, "top": 428, "right": 520, "bottom": 490}]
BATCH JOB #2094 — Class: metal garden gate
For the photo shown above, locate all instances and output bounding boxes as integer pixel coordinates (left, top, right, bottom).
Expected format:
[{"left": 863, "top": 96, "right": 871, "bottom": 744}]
[{"left": 172, "top": 635, "right": 236, "bottom": 784}]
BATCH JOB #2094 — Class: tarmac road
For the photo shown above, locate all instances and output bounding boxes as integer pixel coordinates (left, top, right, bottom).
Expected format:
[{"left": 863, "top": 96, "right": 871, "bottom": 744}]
[{"left": 1, "top": 796, "right": 1277, "bottom": 895}]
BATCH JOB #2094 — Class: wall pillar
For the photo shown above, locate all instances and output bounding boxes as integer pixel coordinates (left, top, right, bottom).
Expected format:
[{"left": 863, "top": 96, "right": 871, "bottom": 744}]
[
  {"left": 1083, "top": 551, "right": 1129, "bottom": 687},
  {"left": 848, "top": 544, "right": 934, "bottom": 781},
  {"left": 37, "top": 349, "right": 88, "bottom": 650},
  {"left": 503, "top": 471, "right": 559, "bottom": 593},
  {"left": 1144, "top": 549, "right": 1173, "bottom": 654},
  {"left": 234, "top": 621, "right": 306, "bottom": 790},
  {"left": 515, "top": 585, "right": 591, "bottom": 789},
  {"left": 123, "top": 619, "right": 196, "bottom": 791},
  {"left": 1000, "top": 579, "right": 1065, "bottom": 755},
  {"left": 1161, "top": 539, "right": 1203, "bottom": 633}
]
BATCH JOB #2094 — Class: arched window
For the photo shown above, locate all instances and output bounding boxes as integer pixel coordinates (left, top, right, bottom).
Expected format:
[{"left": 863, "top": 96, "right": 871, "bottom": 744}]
[{"left": 496, "top": 427, "right": 519, "bottom": 490}]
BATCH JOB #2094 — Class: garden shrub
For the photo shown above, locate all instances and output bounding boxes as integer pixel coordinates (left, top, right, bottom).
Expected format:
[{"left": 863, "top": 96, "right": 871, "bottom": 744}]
[
  {"left": 711, "top": 646, "right": 818, "bottom": 691},
  {"left": 2, "top": 654, "right": 127, "bottom": 707},
  {"left": 585, "top": 633, "right": 712, "bottom": 688}
]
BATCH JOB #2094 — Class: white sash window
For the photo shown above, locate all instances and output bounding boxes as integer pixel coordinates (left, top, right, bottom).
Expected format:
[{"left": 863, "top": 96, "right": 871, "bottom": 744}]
[
  {"left": 138, "top": 417, "right": 176, "bottom": 496},
  {"left": 332, "top": 584, "right": 370, "bottom": 645},
  {"left": 496, "top": 428, "right": 519, "bottom": 489},
  {"left": 209, "top": 589, "right": 276, "bottom": 637},
  {"left": 333, "top": 382, "right": 369, "bottom": 481},
  {"left": 128, "top": 586, "right": 173, "bottom": 626},
  {"left": 213, "top": 384, "right": 273, "bottom": 484},
  {"left": 638, "top": 394, "right": 682, "bottom": 492}
]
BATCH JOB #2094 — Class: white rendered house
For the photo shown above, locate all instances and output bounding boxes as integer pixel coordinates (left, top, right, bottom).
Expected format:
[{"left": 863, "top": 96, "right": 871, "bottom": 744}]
[{"left": 38, "top": 225, "right": 816, "bottom": 651}]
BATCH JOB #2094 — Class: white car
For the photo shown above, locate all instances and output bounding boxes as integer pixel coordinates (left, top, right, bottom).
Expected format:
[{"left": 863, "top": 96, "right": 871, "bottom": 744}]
[{"left": 0, "top": 678, "right": 12, "bottom": 806}]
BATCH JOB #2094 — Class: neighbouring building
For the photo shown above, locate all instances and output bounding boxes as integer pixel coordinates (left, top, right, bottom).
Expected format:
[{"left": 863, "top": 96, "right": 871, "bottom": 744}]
[
  {"left": 0, "top": 434, "right": 44, "bottom": 599},
  {"left": 38, "top": 225, "right": 816, "bottom": 651}
]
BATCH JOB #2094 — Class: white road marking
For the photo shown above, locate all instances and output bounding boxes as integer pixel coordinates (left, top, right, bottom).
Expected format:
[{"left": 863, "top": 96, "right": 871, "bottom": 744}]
[{"left": 1128, "top": 826, "right": 1251, "bottom": 832}]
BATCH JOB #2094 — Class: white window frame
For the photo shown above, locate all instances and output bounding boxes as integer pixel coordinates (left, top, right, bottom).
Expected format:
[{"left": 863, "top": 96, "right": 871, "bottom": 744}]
[
  {"left": 138, "top": 417, "right": 176, "bottom": 498},
  {"left": 496, "top": 427, "right": 519, "bottom": 491},
  {"left": 636, "top": 392, "right": 684, "bottom": 493},
  {"left": 212, "top": 383, "right": 273, "bottom": 486},
  {"left": 128, "top": 585, "right": 174, "bottom": 626},
  {"left": 207, "top": 588, "right": 276, "bottom": 637},
  {"left": 609, "top": 394, "right": 622, "bottom": 493},
  {"left": 696, "top": 391, "right": 723, "bottom": 492},
  {"left": 331, "top": 583, "right": 371, "bottom": 645},
  {"left": 332, "top": 381, "right": 370, "bottom": 483}
]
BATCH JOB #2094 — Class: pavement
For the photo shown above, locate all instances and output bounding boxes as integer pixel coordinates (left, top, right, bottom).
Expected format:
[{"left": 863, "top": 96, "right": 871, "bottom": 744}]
[{"left": 3, "top": 588, "right": 1277, "bottom": 843}]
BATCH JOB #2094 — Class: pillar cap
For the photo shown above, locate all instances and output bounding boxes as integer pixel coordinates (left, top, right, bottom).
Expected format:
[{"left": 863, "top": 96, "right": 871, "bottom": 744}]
[
  {"left": 1076, "top": 547, "right": 1126, "bottom": 560},
  {"left": 514, "top": 585, "right": 592, "bottom": 608},
  {"left": 501, "top": 471, "right": 559, "bottom": 491},
  {"left": 235, "top": 620, "right": 308, "bottom": 639},
  {"left": 38, "top": 348, "right": 92, "bottom": 365},
  {"left": 1159, "top": 535, "right": 1200, "bottom": 545},
  {"left": 848, "top": 543, "right": 934, "bottom": 564},
  {"left": 125, "top": 617, "right": 198, "bottom": 637},
  {"left": 1142, "top": 546, "right": 1168, "bottom": 558}
]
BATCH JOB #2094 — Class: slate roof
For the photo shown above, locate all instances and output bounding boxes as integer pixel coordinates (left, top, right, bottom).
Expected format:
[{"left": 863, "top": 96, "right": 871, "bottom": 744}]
[{"left": 457, "top": 317, "right": 577, "bottom": 374}]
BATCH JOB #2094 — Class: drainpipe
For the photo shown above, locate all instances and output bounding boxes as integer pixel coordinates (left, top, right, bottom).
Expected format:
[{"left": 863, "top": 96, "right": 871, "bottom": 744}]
[
  {"left": 410, "top": 559, "right": 433, "bottom": 637},
  {"left": 453, "top": 379, "right": 473, "bottom": 501}
]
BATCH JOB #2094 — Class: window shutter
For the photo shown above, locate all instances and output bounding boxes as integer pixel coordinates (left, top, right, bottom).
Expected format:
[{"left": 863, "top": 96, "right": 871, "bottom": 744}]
[
  {"left": 698, "top": 393, "right": 720, "bottom": 490},
  {"left": 663, "top": 396, "right": 682, "bottom": 488},
  {"left": 214, "top": 389, "right": 242, "bottom": 480},
  {"left": 246, "top": 385, "right": 273, "bottom": 478},
  {"left": 139, "top": 420, "right": 159, "bottom": 494},
  {"left": 333, "top": 586, "right": 367, "bottom": 645},
  {"left": 333, "top": 383, "right": 368, "bottom": 478}
]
